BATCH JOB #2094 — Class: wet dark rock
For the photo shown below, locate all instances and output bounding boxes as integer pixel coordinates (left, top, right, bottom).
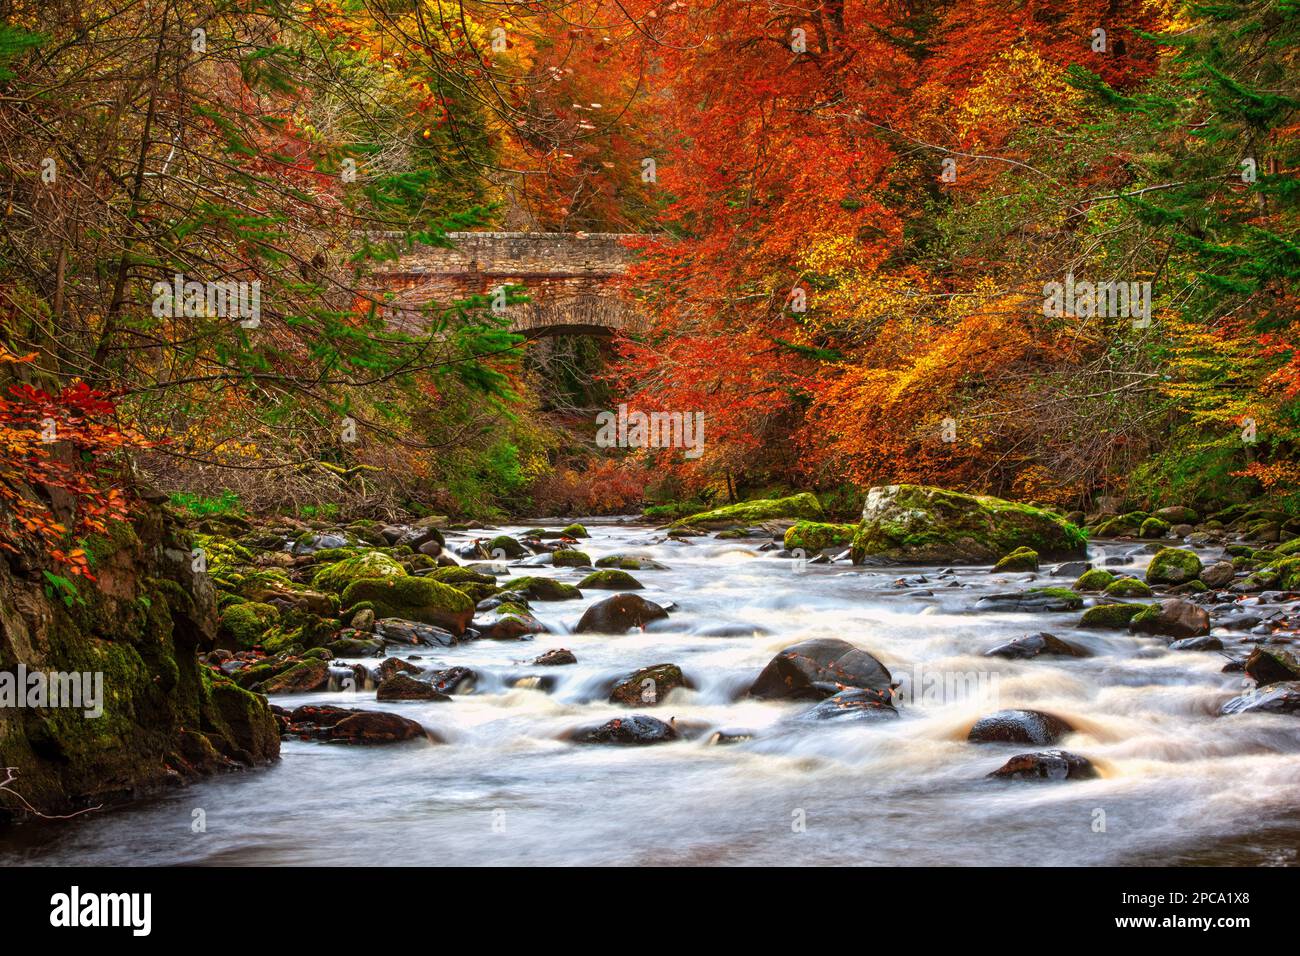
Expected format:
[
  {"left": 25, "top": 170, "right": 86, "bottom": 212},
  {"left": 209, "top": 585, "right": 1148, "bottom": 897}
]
[
  {"left": 975, "top": 588, "right": 1083, "bottom": 612},
  {"left": 1050, "top": 561, "right": 1091, "bottom": 578},
  {"left": 749, "top": 637, "right": 892, "bottom": 701},
  {"left": 429, "top": 666, "right": 476, "bottom": 694},
  {"left": 375, "top": 618, "right": 458, "bottom": 647},
  {"left": 532, "top": 648, "right": 577, "bottom": 666},
  {"left": 1243, "top": 647, "right": 1300, "bottom": 687},
  {"left": 281, "top": 705, "right": 435, "bottom": 743},
  {"left": 985, "top": 632, "right": 1088, "bottom": 659},
  {"left": 1168, "top": 636, "right": 1224, "bottom": 651},
  {"left": 967, "top": 709, "right": 1074, "bottom": 745},
  {"left": 1200, "top": 561, "right": 1236, "bottom": 589},
  {"left": 609, "top": 663, "right": 688, "bottom": 706},
  {"left": 802, "top": 688, "right": 898, "bottom": 721},
  {"left": 327, "top": 636, "right": 384, "bottom": 657},
  {"left": 707, "top": 730, "right": 755, "bottom": 746},
  {"left": 260, "top": 658, "right": 330, "bottom": 694},
  {"left": 572, "top": 714, "right": 679, "bottom": 745},
  {"left": 376, "top": 673, "right": 452, "bottom": 702},
  {"left": 1220, "top": 681, "right": 1300, "bottom": 716},
  {"left": 1128, "top": 599, "right": 1211, "bottom": 639},
  {"left": 574, "top": 593, "right": 670, "bottom": 634},
  {"left": 988, "top": 750, "right": 1098, "bottom": 781},
  {"left": 378, "top": 656, "right": 421, "bottom": 682},
  {"left": 698, "top": 623, "right": 771, "bottom": 637}
]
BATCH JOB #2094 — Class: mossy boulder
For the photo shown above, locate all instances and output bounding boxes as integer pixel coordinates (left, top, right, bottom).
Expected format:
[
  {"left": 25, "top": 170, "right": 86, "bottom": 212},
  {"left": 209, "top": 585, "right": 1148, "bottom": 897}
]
[
  {"left": 578, "top": 569, "right": 644, "bottom": 590},
  {"left": 1091, "top": 512, "right": 1148, "bottom": 537},
  {"left": 310, "top": 551, "right": 406, "bottom": 594},
  {"left": 1139, "top": 517, "right": 1171, "bottom": 539},
  {"left": 499, "top": 577, "right": 582, "bottom": 601},
  {"left": 1079, "top": 603, "right": 1145, "bottom": 628},
  {"left": 594, "top": 555, "right": 667, "bottom": 571},
  {"left": 1144, "top": 547, "right": 1203, "bottom": 585},
  {"left": 340, "top": 577, "right": 475, "bottom": 634},
  {"left": 1073, "top": 568, "right": 1116, "bottom": 592},
  {"left": 671, "top": 492, "right": 823, "bottom": 529},
  {"left": 783, "top": 520, "right": 855, "bottom": 553},
  {"left": 1103, "top": 577, "right": 1153, "bottom": 598},
  {"left": 561, "top": 523, "right": 589, "bottom": 538},
  {"left": 487, "top": 535, "right": 528, "bottom": 559},
  {"left": 218, "top": 601, "right": 280, "bottom": 649},
  {"left": 1154, "top": 505, "right": 1198, "bottom": 524},
  {"left": 850, "top": 485, "right": 1086, "bottom": 565},
  {"left": 551, "top": 549, "right": 592, "bottom": 568},
  {"left": 993, "top": 546, "right": 1039, "bottom": 572}
]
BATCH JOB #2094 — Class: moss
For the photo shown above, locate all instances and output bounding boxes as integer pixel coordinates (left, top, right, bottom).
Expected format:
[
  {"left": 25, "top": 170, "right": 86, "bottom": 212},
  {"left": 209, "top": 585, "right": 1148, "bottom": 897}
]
[
  {"left": 1079, "top": 603, "right": 1145, "bottom": 628},
  {"left": 82, "top": 518, "right": 142, "bottom": 564},
  {"left": 1139, "top": 517, "right": 1171, "bottom": 539},
  {"left": 487, "top": 535, "right": 528, "bottom": 559},
  {"left": 1252, "top": 549, "right": 1281, "bottom": 563},
  {"left": 340, "top": 576, "right": 474, "bottom": 631},
  {"left": 552, "top": 549, "right": 592, "bottom": 567},
  {"left": 1074, "top": 568, "right": 1116, "bottom": 591},
  {"left": 1025, "top": 587, "right": 1083, "bottom": 608},
  {"left": 1145, "top": 547, "right": 1203, "bottom": 585},
  {"left": 310, "top": 546, "right": 365, "bottom": 563},
  {"left": 219, "top": 601, "right": 280, "bottom": 649},
  {"left": 561, "top": 523, "right": 590, "bottom": 538},
  {"left": 672, "top": 492, "right": 823, "bottom": 528},
  {"left": 993, "top": 546, "right": 1039, "bottom": 572},
  {"left": 783, "top": 520, "right": 856, "bottom": 552},
  {"left": 310, "top": 551, "right": 406, "bottom": 594},
  {"left": 403, "top": 554, "right": 437, "bottom": 572},
  {"left": 851, "top": 485, "right": 1086, "bottom": 564},
  {"left": 499, "top": 577, "right": 582, "bottom": 601},
  {"left": 643, "top": 501, "right": 707, "bottom": 521},
  {"left": 427, "top": 566, "right": 497, "bottom": 586},
  {"left": 1104, "top": 577, "right": 1153, "bottom": 598},
  {"left": 1091, "top": 512, "right": 1148, "bottom": 537},
  {"left": 578, "top": 569, "right": 644, "bottom": 590},
  {"left": 1273, "top": 538, "right": 1300, "bottom": 557}
]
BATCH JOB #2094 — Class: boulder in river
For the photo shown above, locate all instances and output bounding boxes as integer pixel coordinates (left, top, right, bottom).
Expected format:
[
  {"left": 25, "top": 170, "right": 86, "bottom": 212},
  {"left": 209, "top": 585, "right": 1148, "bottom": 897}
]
[
  {"left": 341, "top": 577, "right": 474, "bottom": 634},
  {"left": 574, "top": 593, "right": 670, "bottom": 634},
  {"left": 1168, "top": 636, "right": 1224, "bottom": 651},
  {"left": 1144, "top": 547, "right": 1203, "bottom": 585},
  {"left": 1128, "top": 599, "right": 1211, "bottom": 639},
  {"left": 967, "top": 709, "right": 1074, "bottom": 745},
  {"left": 975, "top": 588, "right": 1083, "bottom": 612},
  {"left": 850, "top": 485, "right": 1086, "bottom": 565},
  {"left": 987, "top": 750, "right": 1098, "bottom": 781},
  {"left": 783, "top": 520, "right": 856, "bottom": 553},
  {"left": 376, "top": 673, "right": 452, "bottom": 702},
  {"left": 749, "top": 637, "right": 893, "bottom": 701},
  {"left": 985, "top": 632, "right": 1088, "bottom": 659},
  {"left": 499, "top": 576, "right": 582, "bottom": 601},
  {"left": 578, "top": 569, "right": 643, "bottom": 590},
  {"left": 1220, "top": 681, "right": 1300, "bottom": 716},
  {"left": 1079, "top": 603, "right": 1144, "bottom": 628},
  {"left": 1243, "top": 647, "right": 1300, "bottom": 686},
  {"left": 992, "top": 547, "right": 1039, "bottom": 572},
  {"left": 670, "top": 492, "right": 823, "bottom": 529},
  {"left": 374, "top": 617, "right": 459, "bottom": 647},
  {"left": 802, "top": 687, "right": 898, "bottom": 721},
  {"left": 1200, "top": 560, "right": 1236, "bottom": 589},
  {"left": 571, "top": 714, "right": 679, "bottom": 745},
  {"left": 609, "top": 663, "right": 689, "bottom": 705},
  {"left": 378, "top": 656, "right": 421, "bottom": 682},
  {"left": 280, "top": 704, "right": 436, "bottom": 743},
  {"left": 532, "top": 648, "right": 577, "bottom": 666}
]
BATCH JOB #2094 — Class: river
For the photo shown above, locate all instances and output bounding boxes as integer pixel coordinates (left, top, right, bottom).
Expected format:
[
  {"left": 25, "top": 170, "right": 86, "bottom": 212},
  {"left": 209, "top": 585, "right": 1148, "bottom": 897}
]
[{"left": 4, "top": 519, "right": 1299, "bottom": 866}]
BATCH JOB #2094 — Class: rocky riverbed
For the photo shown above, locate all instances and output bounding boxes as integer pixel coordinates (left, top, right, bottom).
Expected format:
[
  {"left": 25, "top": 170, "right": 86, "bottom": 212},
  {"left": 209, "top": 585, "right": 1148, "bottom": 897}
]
[{"left": 3, "top": 491, "right": 1300, "bottom": 866}]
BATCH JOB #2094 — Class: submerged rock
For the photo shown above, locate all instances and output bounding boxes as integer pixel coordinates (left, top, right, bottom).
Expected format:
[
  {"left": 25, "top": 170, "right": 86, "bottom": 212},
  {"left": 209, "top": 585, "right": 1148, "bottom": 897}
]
[
  {"left": 609, "top": 663, "right": 688, "bottom": 705},
  {"left": 571, "top": 714, "right": 679, "bottom": 745},
  {"left": 975, "top": 588, "right": 1083, "bottom": 612},
  {"left": 850, "top": 485, "right": 1086, "bottom": 565},
  {"left": 802, "top": 687, "right": 898, "bottom": 720},
  {"left": 375, "top": 673, "right": 452, "bottom": 702},
  {"left": 574, "top": 593, "right": 670, "bottom": 634},
  {"left": 532, "top": 648, "right": 577, "bottom": 666},
  {"left": 1220, "top": 681, "right": 1300, "bottom": 716},
  {"left": 967, "top": 710, "right": 1073, "bottom": 745},
  {"left": 985, "top": 632, "right": 1087, "bottom": 659},
  {"left": 279, "top": 704, "right": 435, "bottom": 743},
  {"left": 1168, "top": 636, "right": 1224, "bottom": 651},
  {"left": 988, "top": 750, "right": 1097, "bottom": 781},
  {"left": 749, "top": 638, "right": 892, "bottom": 701}
]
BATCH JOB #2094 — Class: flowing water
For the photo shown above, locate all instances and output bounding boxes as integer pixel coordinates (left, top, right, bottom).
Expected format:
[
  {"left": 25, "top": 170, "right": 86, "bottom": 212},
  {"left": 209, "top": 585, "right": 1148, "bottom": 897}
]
[{"left": 5, "top": 519, "right": 1300, "bottom": 866}]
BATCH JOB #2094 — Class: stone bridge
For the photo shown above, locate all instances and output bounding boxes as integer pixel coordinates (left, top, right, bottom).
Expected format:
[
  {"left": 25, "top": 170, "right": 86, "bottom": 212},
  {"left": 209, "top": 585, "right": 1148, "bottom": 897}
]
[{"left": 368, "top": 232, "right": 647, "bottom": 338}]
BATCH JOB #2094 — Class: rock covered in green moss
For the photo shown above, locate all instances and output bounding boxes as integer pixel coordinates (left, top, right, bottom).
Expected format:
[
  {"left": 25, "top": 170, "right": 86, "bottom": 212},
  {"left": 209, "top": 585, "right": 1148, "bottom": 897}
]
[
  {"left": 1079, "top": 603, "right": 1144, "bottom": 628},
  {"left": 578, "top": 569, "right": 643, "bottom": 590},
  {"left": 499, "top": 576, "right": 582, "bottom": 601},
  {"left": 992, "top": 546, "right": 1039, "bottom": 572},
  {"left": 1103, "top": 577, "right": 1153, "bottom": 598},
  {"left": 594, "top": 555, "right": 667, "bottom": 571},
  {"left": 218, "top": 601, "right": 280, "bottom": 649},
  {"left": 310, "top": 551, "right": 406, "bottom": 594},
  {"left": 487, "top": 535, "right": 528, "bottom": 559},
  {"left": 1090, "top": 512, "right": 1148, "bottom": 537},
  {"left": 850, "top": 485, "right": 1086, "bottom": 565},
  {"left": 1144, "top": 547, "right": 1203, "bottom": 585},
  {"left": 1129, "top": 599, "right": 1210, "bottom": 639},
  {"left": 561, "top": 523, "right": 589, "bottom": 538},
  {"left": 551, "top": 549, "right": 592, "bottom": 568},
  {"left": 1139, "top": 517, "right": 1171, "bottom": 539},
  {"left": 783, "top": 520, "right": 856, "bottom": 553},
  {"left": 671, "top": 492, "right": 823, "bottom": 529},
  {"left": 1073, "top": 568, "right": 1116, "bottom": 592},
  {"left": 340, "top": 576, "right": 475, "bottom": 634}
]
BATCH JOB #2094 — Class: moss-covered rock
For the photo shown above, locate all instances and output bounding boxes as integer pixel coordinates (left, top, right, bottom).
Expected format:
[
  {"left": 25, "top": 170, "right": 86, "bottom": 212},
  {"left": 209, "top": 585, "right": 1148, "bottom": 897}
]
[
  {"left": 1103, "top": 577, "right": 1153, "bottom": 598},
  {"left": 783, "top": 520, "right": 856, "bottom": 553},
  {"left": 850, "top": 485, "right": 1086, "bottom": 565},
  {"left": 671, "top": 492, "right": 823, "bottom": 529},
  {"left": 340, "top": 577, "right": 475, "bottom": 634},
  {"left": 561, "top": 523, "right": 589, "bottom": 538},
  {"left": 310, "top": 551, "right": 406, "bottom": 594},
  {"left": 551, "top": 549, "right": 591, "bottom": 568},
  {"left": 487, "top": 535, "right": 528, "bottom": 559},
  {"left": 992, "top": 546, "right": 1039, "bottom": 572},
  {"left": 1079, "top": 603, "right": 1145, "bottom": 628},
  {"left": 1139, "top": 517, "right": 1171, "bottom": 539},
  {"left": 1091, "top": 512, "right": 1148, "bottom": 537},
  {"left": 578, "top": 569, "right": 644, "bottom": 590},
  {"left": 1073, "top": 568, "right": 1116, "bottom": 592},
  {"left": 218, "top": 601, "right": 280, "bottom": 649},
  {"left": 594, "top": 555, "right": 667, "bottom": 571},
  {"left": 1145, "top": 547, "right": 1203, "bottom": 585},
  {"left": 499, "top": 577, "right": 582, "bottom": 601}
]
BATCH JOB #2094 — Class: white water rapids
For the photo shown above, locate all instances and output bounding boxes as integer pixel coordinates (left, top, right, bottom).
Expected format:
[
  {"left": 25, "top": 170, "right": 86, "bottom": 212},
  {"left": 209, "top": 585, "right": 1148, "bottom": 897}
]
[{"left": 4, "top": 519, "right": 1299, "bottom": 866}]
